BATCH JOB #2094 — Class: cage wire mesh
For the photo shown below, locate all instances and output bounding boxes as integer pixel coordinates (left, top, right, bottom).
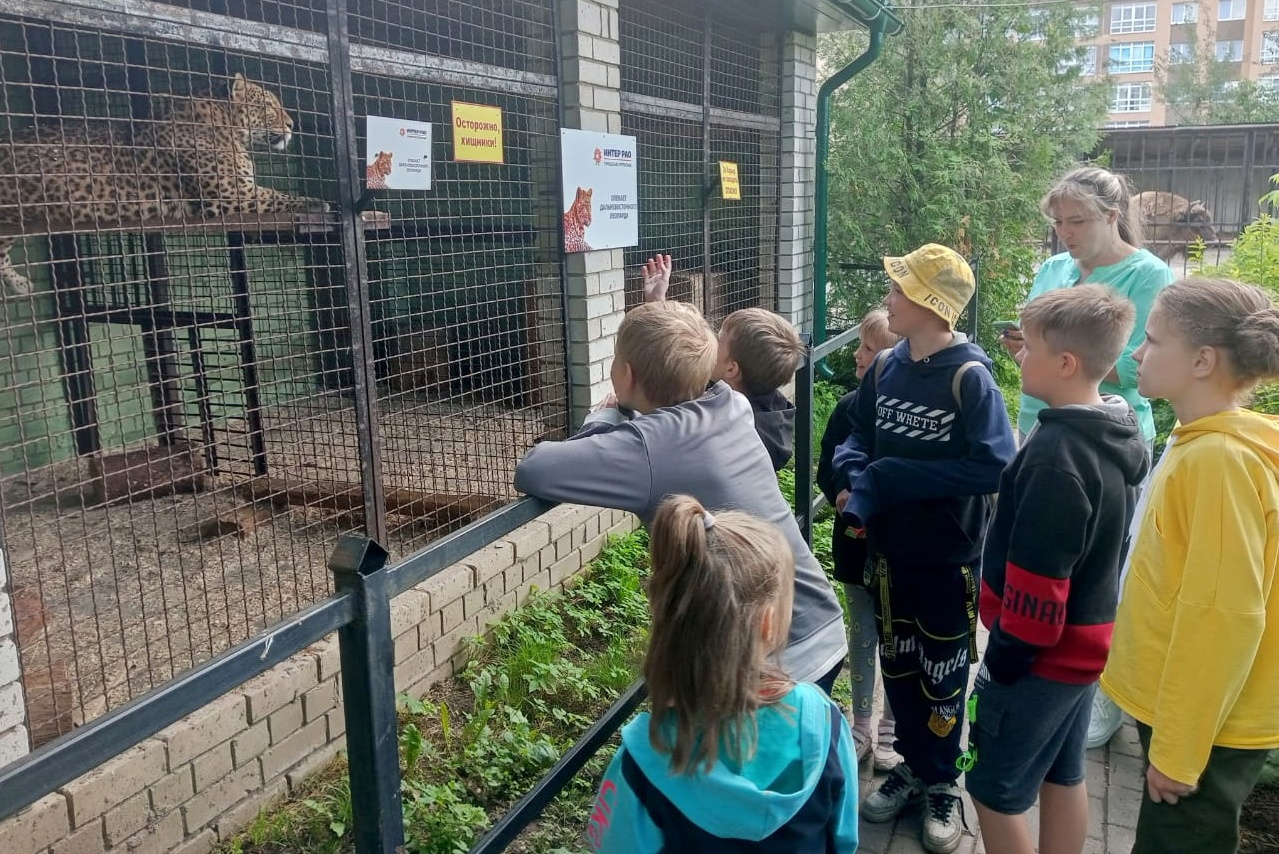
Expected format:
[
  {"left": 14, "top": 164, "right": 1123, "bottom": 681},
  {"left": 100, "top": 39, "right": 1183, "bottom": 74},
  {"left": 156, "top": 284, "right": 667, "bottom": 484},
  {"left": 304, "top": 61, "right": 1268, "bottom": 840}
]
[
  {"left": 0, "top": 0, "right": 568, "bottom": 746},
  {"left": 1096, "top": 127, "right": 1279, "bottom": 276},
  {"left": 619, "top": 0, "right": 783, "bottom": 323}
]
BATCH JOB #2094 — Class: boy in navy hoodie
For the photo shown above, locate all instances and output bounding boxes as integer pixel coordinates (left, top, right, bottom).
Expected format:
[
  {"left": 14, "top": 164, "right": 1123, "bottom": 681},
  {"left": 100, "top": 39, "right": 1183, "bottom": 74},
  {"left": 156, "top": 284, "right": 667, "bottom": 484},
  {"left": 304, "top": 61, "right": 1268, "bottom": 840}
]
[{"left": 832, "top": 244, "right": 1016, "bottom": 854}]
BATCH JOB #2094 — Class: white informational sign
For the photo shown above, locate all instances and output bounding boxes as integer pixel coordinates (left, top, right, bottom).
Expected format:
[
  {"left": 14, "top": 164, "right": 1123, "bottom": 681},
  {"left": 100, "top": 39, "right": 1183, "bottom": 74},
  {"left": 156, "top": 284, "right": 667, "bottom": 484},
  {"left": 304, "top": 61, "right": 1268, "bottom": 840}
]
[
  {"left": 559, "top": 129, "right": 639, "bottom": 253},
  {"left": 364, "top": 115, "right": 433, "bottom": 190}
]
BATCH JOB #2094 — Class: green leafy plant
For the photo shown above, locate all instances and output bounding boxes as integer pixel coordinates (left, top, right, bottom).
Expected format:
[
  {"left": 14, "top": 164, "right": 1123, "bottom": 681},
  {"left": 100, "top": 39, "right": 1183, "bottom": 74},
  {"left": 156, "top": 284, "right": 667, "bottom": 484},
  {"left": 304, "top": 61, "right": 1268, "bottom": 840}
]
[{"left": 216, "top": 530, "right": 653, "bottom": 854}]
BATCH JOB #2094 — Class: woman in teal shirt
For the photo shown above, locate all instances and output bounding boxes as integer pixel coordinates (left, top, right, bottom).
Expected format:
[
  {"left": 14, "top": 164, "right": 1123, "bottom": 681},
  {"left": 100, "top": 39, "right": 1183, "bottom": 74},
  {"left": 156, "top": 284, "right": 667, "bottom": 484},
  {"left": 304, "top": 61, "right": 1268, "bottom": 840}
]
[
  {"left": 1002, "top": 166, "right": 1174, "bottom": 443},
  {"left": 1000, "top": 166, "right": 1174, "bottom": 757}
]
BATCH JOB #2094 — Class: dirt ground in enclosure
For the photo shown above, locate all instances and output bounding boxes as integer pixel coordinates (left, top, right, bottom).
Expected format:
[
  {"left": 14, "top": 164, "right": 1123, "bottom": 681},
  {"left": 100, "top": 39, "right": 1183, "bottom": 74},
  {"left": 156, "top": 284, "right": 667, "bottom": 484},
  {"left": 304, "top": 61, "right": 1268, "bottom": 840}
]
[{"left": 1, "top": 392, "right": 557, "bottom": 735}]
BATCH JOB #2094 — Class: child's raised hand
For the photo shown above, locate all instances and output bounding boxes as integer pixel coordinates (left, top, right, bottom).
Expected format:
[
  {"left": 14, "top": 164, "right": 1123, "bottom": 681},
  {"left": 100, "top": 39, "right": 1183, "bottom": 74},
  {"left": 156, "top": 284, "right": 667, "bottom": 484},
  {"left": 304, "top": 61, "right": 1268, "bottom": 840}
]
[{"left": 642, "top": 254, "right": 672, "bottom": 302}]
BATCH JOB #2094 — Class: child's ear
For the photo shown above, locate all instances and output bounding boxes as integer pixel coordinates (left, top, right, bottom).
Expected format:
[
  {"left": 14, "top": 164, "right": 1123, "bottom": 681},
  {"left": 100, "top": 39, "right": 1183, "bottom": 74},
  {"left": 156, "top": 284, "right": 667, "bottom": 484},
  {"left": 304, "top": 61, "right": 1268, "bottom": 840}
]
[
  {"left": 1192, "top": 345, "right": 1220, "bottom": 379},
  {"left": 759, "top": 605, "right": 777, "bottom": 647},
  {"left": 1060, "top": 350, "right": 1080, "bottom": 378}
]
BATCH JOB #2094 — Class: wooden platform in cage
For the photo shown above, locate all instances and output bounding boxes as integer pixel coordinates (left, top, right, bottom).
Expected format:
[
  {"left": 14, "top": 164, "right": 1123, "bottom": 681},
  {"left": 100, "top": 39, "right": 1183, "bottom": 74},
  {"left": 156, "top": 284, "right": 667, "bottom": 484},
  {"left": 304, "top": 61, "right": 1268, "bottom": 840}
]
[{"left": 0, "top": 209, "right": 391, "bottom": 238}]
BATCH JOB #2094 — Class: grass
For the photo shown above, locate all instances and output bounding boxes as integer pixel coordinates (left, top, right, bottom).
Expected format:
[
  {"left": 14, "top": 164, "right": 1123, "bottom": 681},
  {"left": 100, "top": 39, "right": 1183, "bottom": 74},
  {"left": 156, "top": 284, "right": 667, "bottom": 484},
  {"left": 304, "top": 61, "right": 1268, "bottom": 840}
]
[{"left": 216, "top": 530, "right": 651, "bottom": 854}]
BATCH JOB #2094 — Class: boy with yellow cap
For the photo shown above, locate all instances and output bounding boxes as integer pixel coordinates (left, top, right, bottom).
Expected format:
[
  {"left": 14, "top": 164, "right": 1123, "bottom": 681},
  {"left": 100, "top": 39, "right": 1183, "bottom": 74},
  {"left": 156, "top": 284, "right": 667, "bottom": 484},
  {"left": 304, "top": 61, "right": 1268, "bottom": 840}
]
[{"left": 832, "top": 243, "right": 1016, "bottom": 853}]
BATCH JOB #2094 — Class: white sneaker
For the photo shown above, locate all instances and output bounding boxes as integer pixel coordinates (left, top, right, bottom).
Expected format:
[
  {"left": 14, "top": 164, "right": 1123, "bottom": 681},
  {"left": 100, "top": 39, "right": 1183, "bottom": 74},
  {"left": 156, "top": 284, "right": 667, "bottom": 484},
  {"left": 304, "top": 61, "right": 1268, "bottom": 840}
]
[
  {"left": 922, "top": 783, "right": 966, "bottom": 854},
  {"left": 1086, "top": 690, "right": 1125, "bottom": 749},
  {"left": 874, "top": 719, "right": 902, "bottom": 771}
]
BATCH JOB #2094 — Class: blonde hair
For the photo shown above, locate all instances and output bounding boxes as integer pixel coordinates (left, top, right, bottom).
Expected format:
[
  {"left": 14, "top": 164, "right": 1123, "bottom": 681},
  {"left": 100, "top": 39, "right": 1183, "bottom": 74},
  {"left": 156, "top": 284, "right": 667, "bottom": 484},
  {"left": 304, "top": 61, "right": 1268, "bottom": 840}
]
[
  {"left": 1156, "top": 278, "right": 1279, "bottom": 391},
  {"left": 615, "top": 302, "right": 718, "bottom": 408},
  {"left": 1041, "top": 166, "right": 1144, "bottom": 248},
  {"left": 718, "top": 308, "right": 806, "bottom": 395},
  {"left": 859, "top": 308, "right": 899, "bottom": 353},
  {"left": 645, "top": 494, "right": 795, "bottom": 775},
  {"left": 1019, "top": 285, "right": 1135, "bottom": 381}
]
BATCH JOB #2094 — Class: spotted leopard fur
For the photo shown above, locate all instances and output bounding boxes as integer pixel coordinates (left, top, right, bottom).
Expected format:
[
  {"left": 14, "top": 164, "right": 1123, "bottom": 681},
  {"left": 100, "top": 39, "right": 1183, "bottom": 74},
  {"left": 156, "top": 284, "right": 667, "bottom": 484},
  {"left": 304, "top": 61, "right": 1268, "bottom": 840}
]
[
  {"left": 563, "top": 186, "right": 593, "bottom": 253},
  {"left": 0, "top": 74, "right": 326, "bottom": 296},
  {"left": 366, "top": 150, "right": 393, "bottom": 189}
]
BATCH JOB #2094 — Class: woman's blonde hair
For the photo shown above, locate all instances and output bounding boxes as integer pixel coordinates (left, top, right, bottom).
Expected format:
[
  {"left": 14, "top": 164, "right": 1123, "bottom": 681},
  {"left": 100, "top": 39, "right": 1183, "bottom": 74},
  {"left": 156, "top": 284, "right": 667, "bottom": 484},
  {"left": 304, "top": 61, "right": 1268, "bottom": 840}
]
[
  {"left": 1156, "top": 278, "right": 1279, "bottom": 392},
  {"left": 644, "top": 494, "right": 795, "bottom": 775},
  {"left": 1041, "top": 166, "right": 1144, "bottom": 248}
]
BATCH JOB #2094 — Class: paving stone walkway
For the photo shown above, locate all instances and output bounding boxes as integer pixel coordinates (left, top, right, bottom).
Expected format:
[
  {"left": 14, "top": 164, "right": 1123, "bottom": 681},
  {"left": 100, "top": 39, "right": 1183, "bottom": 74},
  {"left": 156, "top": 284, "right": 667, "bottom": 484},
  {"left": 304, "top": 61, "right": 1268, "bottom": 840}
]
[{"left": 854, "top": 627, "right": 1144, "bottom": 854}]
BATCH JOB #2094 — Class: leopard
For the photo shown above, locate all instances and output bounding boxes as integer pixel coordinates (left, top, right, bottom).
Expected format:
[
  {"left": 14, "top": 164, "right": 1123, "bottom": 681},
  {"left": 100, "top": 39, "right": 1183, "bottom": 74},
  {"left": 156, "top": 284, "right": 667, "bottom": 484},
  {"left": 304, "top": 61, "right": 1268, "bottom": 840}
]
[
  {"left": 0, "top": 73, "right": 327, "bottom": 296},
  {"left": 563, "top": 185, "right": 593, "bottom": 253},
  {"left": 366, "top": 150, "right": 393, "bottom": 189}
]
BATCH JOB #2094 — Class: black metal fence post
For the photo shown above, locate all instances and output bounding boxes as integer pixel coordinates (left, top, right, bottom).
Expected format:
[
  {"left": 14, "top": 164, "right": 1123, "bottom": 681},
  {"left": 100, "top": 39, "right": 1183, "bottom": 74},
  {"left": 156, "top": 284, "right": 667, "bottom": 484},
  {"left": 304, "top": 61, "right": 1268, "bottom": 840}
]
[
  {"left": 330, "top": 534, "right": 404, "bottom": 854},
  {"left": 794, "top": 333, "right": 815, "bottom": 544},
  {"left": 324, "top": 0, "right": 389, "bottom": 543}
]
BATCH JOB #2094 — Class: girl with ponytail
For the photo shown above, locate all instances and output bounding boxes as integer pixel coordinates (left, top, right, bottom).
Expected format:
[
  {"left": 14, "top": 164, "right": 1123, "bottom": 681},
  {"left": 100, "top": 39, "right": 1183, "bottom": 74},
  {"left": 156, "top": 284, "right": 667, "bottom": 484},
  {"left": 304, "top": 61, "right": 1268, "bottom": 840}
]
[{"left": 585, "top": 495, "right": 859, "bottom": 853}]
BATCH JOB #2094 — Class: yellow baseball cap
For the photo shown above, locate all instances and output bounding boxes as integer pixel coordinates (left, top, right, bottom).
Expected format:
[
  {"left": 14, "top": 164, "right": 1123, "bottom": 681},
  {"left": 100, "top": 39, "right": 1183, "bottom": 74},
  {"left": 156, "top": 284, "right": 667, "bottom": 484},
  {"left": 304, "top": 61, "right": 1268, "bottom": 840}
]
[{"left": 882, "top": 244, "right": 975, "bottom": 330}]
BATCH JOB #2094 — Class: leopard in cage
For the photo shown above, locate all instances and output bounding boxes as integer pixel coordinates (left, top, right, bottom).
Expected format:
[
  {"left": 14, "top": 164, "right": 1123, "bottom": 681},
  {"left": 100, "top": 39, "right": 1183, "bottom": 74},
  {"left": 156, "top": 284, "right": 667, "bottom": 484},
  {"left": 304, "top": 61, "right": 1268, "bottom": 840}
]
[{"left": 0, "top": 73, "right": 328, "bottom": 297}]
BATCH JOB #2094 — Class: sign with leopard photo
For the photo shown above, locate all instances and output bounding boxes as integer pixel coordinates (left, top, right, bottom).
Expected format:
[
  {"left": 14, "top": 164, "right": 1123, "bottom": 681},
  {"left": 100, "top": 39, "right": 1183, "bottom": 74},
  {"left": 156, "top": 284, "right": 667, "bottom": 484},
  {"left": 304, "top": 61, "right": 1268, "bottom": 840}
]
[
  {"left": 364, "top": 116, "right": 433, "bottom": 190},
  {"left": 559, "top": 129, "right": 638, "bottom": 253}
]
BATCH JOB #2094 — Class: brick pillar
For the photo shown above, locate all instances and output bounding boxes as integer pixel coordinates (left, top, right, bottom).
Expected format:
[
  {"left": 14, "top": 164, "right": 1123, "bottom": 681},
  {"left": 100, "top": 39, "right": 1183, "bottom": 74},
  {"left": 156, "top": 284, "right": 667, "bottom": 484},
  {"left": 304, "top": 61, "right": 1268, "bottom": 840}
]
[
  {"left": 559, "top": 0, "right": 627, "bottom": 425},
  {"left": 777, "top": 30, "right": 818, "bottom": 332},
  {"left": 0, "top": 534, "right": 28, "bottom": 765}
]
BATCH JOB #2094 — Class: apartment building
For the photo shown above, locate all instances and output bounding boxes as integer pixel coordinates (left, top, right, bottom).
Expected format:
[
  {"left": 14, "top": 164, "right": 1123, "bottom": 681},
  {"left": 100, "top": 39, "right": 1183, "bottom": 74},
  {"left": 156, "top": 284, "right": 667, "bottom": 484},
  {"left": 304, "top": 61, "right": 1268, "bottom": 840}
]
[{"left": 1071, "top": 0, "right": 1279, "bottom": 126}]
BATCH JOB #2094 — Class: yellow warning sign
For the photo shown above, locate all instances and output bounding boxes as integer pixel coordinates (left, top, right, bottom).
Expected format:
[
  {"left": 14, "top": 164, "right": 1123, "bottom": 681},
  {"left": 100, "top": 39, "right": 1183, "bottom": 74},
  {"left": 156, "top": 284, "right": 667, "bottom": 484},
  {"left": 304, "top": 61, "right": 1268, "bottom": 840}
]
[
  {"left": 451, "top": 101, "right": 504, "bottom": 164},
  {"left": 719, "top": 161, "right": 741, "bottom": 200}
]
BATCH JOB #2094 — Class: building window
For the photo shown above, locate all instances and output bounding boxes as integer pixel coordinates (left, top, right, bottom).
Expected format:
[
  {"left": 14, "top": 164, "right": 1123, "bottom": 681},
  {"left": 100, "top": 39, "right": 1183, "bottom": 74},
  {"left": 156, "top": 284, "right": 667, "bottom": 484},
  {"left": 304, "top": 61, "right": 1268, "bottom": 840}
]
[
  {"left": 1267, "top": 0, "right": 1279, "bottom": 20},
  {"left": 1060, "top": 45, "right": 1099, "bottom": 75},
  {"left": 1109, "top": 42, "right": 1157, "bottom": 73},
  {"left": 1105, "top": 120, "right": 1152, "bottom": 128},
  {"left": 1260, "top": 74, "right": 1279, "bottom": 89},
  {"left": 1111, "top": 82, "right": 1153, "bottom": 112},
  {"left": 1073, "top": 12, "right": 1101, "bottom": 37},
  {"left": 1172, "top": 2, "right": 1199, "bottom": 23},
  {"left": 1110, "top": 2, "right": 1157, "bottom": 33},
  {"left": 1216, "top": 38, "right": 1245, "bottom": 60},
  {"left": 1263, "top": 31, "right": 1279, "bottom": 63},
  {"left": 1169, "top": 42, "right": 1195, "bottom": 63},
  {"left": 1219, "top": 0, "right": 1247, "bottom": 20}
]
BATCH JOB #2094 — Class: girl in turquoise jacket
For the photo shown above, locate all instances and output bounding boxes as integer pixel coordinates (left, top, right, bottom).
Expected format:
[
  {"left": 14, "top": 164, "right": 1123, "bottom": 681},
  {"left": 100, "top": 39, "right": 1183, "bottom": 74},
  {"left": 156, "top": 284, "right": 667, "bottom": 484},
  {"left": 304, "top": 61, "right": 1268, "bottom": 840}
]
[{"left": 586, "top": 495, "right": 859, "bottom": 853}]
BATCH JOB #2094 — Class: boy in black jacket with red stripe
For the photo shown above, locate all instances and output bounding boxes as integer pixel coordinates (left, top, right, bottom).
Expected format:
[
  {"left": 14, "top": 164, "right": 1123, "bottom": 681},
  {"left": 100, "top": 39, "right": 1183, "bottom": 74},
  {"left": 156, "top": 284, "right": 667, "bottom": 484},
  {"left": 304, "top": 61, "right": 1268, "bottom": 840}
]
[{"left": 967, "top": 285, "right": 1150, "bottom": 854}]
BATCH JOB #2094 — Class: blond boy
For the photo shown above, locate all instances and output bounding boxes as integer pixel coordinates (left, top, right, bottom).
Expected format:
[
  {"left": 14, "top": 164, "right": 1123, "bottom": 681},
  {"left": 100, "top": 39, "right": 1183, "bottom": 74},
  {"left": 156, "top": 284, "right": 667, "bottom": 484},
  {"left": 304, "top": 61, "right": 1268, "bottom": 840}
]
[
  {"left": 514, "top": 301, "right": 848, "bottom": 691},
  {"left": 641, "top": 253, "right": 806, "bottom": 470}
]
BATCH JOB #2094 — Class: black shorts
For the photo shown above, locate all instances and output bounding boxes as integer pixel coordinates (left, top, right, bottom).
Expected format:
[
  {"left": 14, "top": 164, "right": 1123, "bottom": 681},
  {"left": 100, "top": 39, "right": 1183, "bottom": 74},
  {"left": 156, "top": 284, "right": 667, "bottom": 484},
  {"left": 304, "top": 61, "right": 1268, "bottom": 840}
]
[{"left": 964, "top": 668, "right": 1096, "bottom": 815}]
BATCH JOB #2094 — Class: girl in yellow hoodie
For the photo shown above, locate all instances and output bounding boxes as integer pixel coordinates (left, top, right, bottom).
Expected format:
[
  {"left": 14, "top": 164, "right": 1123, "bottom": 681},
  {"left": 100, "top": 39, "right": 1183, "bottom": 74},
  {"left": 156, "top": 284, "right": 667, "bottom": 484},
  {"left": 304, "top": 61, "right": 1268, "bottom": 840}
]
[{"left": 1101, "top": 277, "right": 1279, "bottom": 854}]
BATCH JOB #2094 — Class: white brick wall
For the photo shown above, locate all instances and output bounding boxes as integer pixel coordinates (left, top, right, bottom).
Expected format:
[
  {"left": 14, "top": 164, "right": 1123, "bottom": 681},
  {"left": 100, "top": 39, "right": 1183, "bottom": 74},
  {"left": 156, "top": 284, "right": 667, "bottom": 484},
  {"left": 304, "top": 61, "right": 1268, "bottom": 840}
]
[
  {"left": 560, "top": 0, "right": 627, "bottom": 425},
  {"left": 0, "top": 540, "right": 27, "bottom": 767},
  {"left": 778, "top": 31, "right": 819, "bottom": 332}
]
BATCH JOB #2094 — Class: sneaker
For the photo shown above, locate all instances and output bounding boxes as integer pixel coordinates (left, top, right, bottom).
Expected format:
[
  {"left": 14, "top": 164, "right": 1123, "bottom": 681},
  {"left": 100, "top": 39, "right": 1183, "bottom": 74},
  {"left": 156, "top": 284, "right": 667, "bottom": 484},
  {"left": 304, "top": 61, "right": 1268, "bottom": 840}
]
[
  {"left": 1086, "top": 690, "right": 1125, "bottom": 749},
  {"left": 851, "top": 728, "right": 873, "bottom": 764},
  {"left": 874, "top": 719, "right": 901, "bottom": 771},
  {"left": 922, "top": 783, "right": 966, "bottom": 854},
  {"left": 861, "top": 763, "right": 924, "bottom": 823}
]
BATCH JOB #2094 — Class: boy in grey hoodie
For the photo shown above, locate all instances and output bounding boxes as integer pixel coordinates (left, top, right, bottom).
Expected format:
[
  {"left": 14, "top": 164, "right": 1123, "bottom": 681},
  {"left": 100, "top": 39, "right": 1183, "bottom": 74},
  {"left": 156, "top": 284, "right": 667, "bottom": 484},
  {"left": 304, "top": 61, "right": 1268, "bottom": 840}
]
[
  {"left": 641, "top": 253, "right": 805, "bottom": 471},
  {"left": 514, "top": 300, "right": 848, "bottom": 690}
]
